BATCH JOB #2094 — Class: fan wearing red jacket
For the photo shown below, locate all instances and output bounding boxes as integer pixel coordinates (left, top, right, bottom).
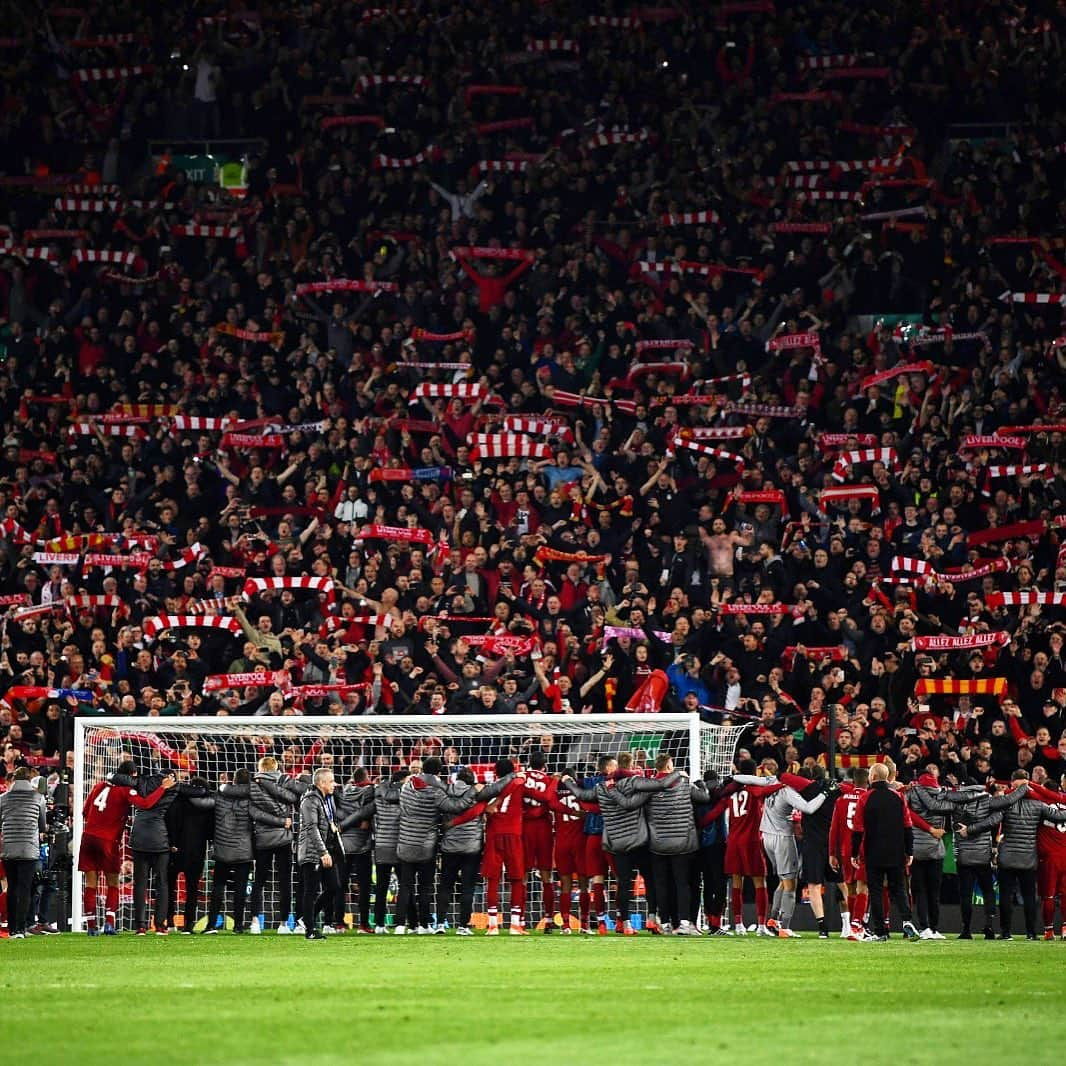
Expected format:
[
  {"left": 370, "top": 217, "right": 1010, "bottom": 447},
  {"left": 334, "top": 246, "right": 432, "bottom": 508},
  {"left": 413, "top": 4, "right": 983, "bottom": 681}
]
[
  {"left": 522, "top": 751, "right": 556, "bottom": 931},
  {"left": 452, "top": 759, "right": 527, "bottom": 935},
  {"left": 829, "top": 770, "right": 867, "bottom": 939},
  {"left": 79, "top": 762, "right": 174, "bottom": 934}
]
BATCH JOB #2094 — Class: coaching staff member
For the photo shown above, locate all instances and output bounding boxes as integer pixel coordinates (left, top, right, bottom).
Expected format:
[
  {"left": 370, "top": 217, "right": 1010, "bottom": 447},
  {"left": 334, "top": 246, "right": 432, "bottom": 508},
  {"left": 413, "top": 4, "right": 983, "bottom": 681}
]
[{"left": 851, "top": 763, "right": 919, "bottom": 942}]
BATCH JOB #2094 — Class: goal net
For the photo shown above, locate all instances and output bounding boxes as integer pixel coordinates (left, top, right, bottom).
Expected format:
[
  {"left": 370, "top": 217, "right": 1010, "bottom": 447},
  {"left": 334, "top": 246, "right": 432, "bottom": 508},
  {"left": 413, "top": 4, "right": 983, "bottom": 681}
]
[{"left": 72, "top": 714, "right": 746, "bottom": 932}]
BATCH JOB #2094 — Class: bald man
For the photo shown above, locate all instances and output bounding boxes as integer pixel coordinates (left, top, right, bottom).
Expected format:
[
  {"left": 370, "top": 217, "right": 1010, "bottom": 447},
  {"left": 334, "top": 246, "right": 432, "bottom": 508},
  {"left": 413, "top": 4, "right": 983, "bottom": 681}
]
[{"left": 850, "top": 763, "right": 919, "bottom": 942}]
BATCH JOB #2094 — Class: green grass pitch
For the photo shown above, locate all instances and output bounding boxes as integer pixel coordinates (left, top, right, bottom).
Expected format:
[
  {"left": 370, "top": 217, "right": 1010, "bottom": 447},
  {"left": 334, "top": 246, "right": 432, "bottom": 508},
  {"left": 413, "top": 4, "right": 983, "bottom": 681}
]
[{"left": 6, "top": 933, "right": 1066, "bottom": 1065}]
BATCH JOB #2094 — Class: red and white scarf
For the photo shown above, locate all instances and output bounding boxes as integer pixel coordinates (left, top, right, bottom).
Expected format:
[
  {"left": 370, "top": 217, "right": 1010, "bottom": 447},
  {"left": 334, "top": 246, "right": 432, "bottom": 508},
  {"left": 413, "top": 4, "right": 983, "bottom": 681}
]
[
  {"left": 771, "top": 221, "right": 833, "bottom": 234},
  {"left": 170, "top": 415, "right": 232, "bottom": 432},
  {"left": 355, "top": 74, "right": 427, "bottom": 94},
  {"left": 635, "top": 338, "right": 694, "bottom": 354},
  {"left": 373, "top": 146, "right": 439, "bottom": 169},
  {"left": 719, "top": 602, "right": 798, "bottom": 615},
  {"left": 72, "top": 65, "right": 153, "bottom": 82},
  {"left": 320, "top": 115, "right": 386, "bottom": 131},
  {"left": 295, "top": 279, "right": 397, "bottom": 295},
  {"left": 668, "top": 435, "right": 745, "bottom": 471},
  {"left": 204, "top": 671, "right": 288, "bottom": 692},
  {"left": 499, "top": 415, "right": 574, "bottom": 442},
  {"left": 172, "top": 223, "right": 242, "bottom": 239},
  {"left": 985, "top": 592, "right": 1066, "bottom": 607},
  {"left": 660, "top": 210, "right": 719, "bottom": 227},
  {"left": 65, "top": 595, "right": 128, "bottom": 616},
  {"left": 473, "top": 159, "right": 533, "bottom": 177},
  {"left": 721, "top": 401, "right": 800, "bottom": 419},
  {"left": 70, "top": 249, "right": 144, "bottom": 271},
  {"left": 961, "top": 434, "right": 1026, "bottom": 450},
  {"left": 818, "top": 433, "right": 878, "bottom": 449},
  {"left": 221, "top": 432, "right": 285, "bottom": 449},
  {"left": 468, "top": 434, "right": 553, "bottom": 460},
  {"left": 832, "top": 447, "right": 898, "bottom": 481},
  {"left": 83, "top": 552, "right": 152, "bottom": 570},
  {"left": 357, "top": 525, "right": 435, "bottom": 546},
  {"left": 1001, "top": 292, "right": 1065, "bottom": 304},
  {"left": 685, "top": 426, "right": 751, "bottom": 440},
  {"left": 996, "top": 424, "right": 1066, "bottom": 436},
  {"left": 819, "top": 484, "right": 880, "bottom": 510},
  {"left": 738, "top": 490, "right": 786, "bottom": 508},
  {"left": 985, "top": 463, "right": 1050, "bottom": 480},
  {"left": 411, "top": 383, "right": 486, "bottom": 402},
  {"left": 142, "top": 615, "right": 243, "bottom": 639},
  {"left": 766, "top": 330, "right": 821, "bottom": 353},
  {"left": 69, "top": 421, "right": 147, "bottom": 440},
  {"left": 858, "top": 360, "right": 935, "bottom": 392},
  {"left": 243, "top": 576, "right": 335, "bottom": 603},
  {"left": 527, "top": 37, "right": 580, "bottom": 54},
  {"left": 161, "top": 543, "right": 208, "bottom": 571},
  {"left": 0, "top": 518, "right": 35, "bottom": 544},
  {"left": 586, "top": 130, "right": 649, "bottom": 150},
  {"left": 912, "top": 633, "right": 1009, "bottom": 652},
  {"left": 318, "top": 614, "right": 394, "bottom": 638}
]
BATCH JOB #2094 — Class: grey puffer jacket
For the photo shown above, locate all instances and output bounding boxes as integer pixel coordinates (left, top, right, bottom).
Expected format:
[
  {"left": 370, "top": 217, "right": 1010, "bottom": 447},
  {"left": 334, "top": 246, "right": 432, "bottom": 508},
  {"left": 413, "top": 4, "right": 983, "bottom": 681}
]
[
  {"left": 992, "top": 794, "right": 1066, "bottom": 871},
  {"left": 0, "top": 779, "right": 46, "bottom": 860},
  {"left": 907, "top": 785, "right": 957, "bottom": 863},
  {"left": 250, "top": 772, "right": 304, "bottom": 849},
  {"left": 397, "top": 773, "right": 475, "bottom": 863},
  {"left": 440, "top": 780, "right": 482, "bottom": 855},
  {"left": 191, "top": 784, "right": 254, "bottom": 864},
  {"left": 947, "top": 784, "right": 1029, "bottom": 866},
  {"left": 567, "top": 773, "right": 677, "bottom": 854},
  {"left": 647, "top": 774, "right": 707, "bottom": 855},
  {"left": 373, "top": 780, "right": 403, "bottom": 864},
  {"left": 129, "top": 774, "right": 179, "bottom": 854},
  {"left": 338, "top": 783, "right": 375, "bottom": 855},
  {"left": 297, "top": 786, "right": 340, "bottom": 866}
]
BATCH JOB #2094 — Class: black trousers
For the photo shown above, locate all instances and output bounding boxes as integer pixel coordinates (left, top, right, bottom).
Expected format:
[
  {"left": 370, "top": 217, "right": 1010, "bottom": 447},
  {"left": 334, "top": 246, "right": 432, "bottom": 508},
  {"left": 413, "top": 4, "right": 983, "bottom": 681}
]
[
  {"left": 300, "top": 861, "right": 340, "bottom": 932},
  {"left": 338, "top": 852, "right": 373, "bottom": 927},
  {"left": 4, "top": 858, "right": 36, "bottom": 934},
  {"left": 999, "top": 867, "right": 1038, "bottom": 937},
  {"left": 957, "top": 862, "right": 997, "bottom": 930},
  {"left": 396, "top": 859, "right": 435, "bottom": 929},
  {"left": 133, "top": 851, "right": 169, "bottom": 930},
  {"left": 910, "top": 858, "right": 943, "bottom": 932},
  {"left": 166, "top": 853, "right": 205, "bottom": 931},
  {"left": 688, "top": 844, "right": 727, "bottom": 924},
  {"left": 250, "top": 845, "right": 293, "bottom": 925},
  {"left": 866, "top": 864, "right": 912, "bottom": 930},
  {"left": 437, "top": 852, "right": 480, "bottom": 927},
  {"left": 653, "top": 852, "right": 693, "bottom": 926},
  {"left": 613, "top": 847, "right": 652, "bottom": 923},
  {"left": 207, "top": 860, "right": 252, "bottom": 932}
]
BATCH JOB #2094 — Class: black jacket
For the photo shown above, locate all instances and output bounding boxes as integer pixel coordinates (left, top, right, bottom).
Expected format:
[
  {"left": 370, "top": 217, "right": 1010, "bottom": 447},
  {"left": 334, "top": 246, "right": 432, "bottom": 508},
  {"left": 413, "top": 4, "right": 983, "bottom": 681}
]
[{"left": 852, "top": 781, "right": 913, "bottom": 868}]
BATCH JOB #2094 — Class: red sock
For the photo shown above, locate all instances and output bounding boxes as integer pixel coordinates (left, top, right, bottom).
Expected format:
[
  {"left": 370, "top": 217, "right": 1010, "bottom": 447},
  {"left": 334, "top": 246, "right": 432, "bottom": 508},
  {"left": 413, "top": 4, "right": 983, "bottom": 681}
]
[
  {"left": 731, "top": 886, "right": 744, "bottom": 926},
  {"left": 882, "top": 887, "right": 890, "bottom": 923},
  {"left": 579, "top": 890, "right": 590, "bottom": 927},
  {"left": 105, "top": 886, "right": 119, "bottom": 917},
  {"left": 592, "top": 882, "right": 606, "bottom": 919},
  {"left": 708, "top": 909, "right": 721, "bottom": 929},
  {"left": 510, "top": 880, "right": 526, "bottom": 918},
  {"left": 755, "top": 886, "right": 769, "bottom": 925},
  {"left": 486, "top": 877, "right": 500, "bottom": 912},
  {"left": 542, "top": 880, "right": 555, "bottom": 921},
  {"left": 853, "top": 891, "right": 868, "bottom": 925},
  {"left": 84, "top": 887, "right": 98, "bottom": 928},
  {"left": 1042, "top": 898, "right": 1055, "bottom": 927},
  {"left": 0, "top": 890, "right": 7, "bottom": 925},
  {"left": 560, "top": 885, "right": 572, "bottom": 924}
]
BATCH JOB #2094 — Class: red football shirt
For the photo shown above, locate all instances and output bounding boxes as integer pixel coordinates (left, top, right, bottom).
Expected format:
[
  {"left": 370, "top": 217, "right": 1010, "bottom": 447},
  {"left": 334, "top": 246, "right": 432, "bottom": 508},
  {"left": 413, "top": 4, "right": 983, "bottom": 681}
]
[
  {"left": 486, "top": 775, "right": 525, "bottom": 837},
  {"left": 522, "top": 769, "right": 553, "bottom": 823},
  {"left": 83, "top": 779, "right": 165, "bottom": 842},
  {"left": 1038, "top": 802, "right": 1066, "bottom": 861},
  {"left": 545, "top": 781, "right": 585, "bottom": 853},
  {"left": 725, "top": 785, "right": 766, "bottom": 848},
  {"left": 829, "top": 788, "right": 867, "bottom": 866}
]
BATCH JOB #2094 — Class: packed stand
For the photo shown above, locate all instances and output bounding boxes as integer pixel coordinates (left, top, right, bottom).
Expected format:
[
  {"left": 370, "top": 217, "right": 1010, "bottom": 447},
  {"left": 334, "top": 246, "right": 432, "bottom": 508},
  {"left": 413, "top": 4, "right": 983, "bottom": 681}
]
[{"left": 1, "top": 0, "right": 1066, "bottom": 932}]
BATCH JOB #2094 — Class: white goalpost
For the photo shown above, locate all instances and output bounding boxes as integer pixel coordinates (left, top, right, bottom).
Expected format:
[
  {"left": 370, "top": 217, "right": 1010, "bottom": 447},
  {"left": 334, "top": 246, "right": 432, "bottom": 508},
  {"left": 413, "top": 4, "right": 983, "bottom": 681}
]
[{"left": 72, "top": 713, "right": 747, "bottom": 933}]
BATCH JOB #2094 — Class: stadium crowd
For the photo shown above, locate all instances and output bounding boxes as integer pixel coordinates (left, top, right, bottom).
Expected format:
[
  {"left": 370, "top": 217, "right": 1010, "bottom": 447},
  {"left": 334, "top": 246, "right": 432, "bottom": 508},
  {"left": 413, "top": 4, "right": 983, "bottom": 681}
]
[{"left": 2, "top": 0, "right": 1066, "bottom": 935}]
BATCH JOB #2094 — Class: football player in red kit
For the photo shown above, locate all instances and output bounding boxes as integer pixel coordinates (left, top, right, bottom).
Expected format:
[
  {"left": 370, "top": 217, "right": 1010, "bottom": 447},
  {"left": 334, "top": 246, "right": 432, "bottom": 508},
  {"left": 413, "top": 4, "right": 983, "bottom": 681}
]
[
  {"left": 1026, "top": 778, "right": 1066, "bottom": 939},
  {"left": 530, "top": 772, "right": 588, "bottom": 933},
  {"left": 829, "top": 768, "right": 868, "bottom": 939},
  {"left": 79, "top": 763, "right": 174, "bottom": 934},
  {"left": 522, "top": 750, "right": 556, "bottom": 931},
  {"left": 701, "top": 759, "right": 781, "bottom": 935},
  {"left": 452, "top": 758, "right": 527, "bottom": 935}
]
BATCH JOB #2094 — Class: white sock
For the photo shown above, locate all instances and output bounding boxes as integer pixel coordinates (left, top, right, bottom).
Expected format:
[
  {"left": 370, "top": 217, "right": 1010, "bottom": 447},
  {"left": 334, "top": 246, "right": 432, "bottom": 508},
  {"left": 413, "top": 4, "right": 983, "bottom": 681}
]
[
  {"left": 510, "top": 908, "right": 522, "bottom": 927},
  {"left": 487, "top": 907, "right": 498, "bottom": 927},
  {"left": 841, "top": 910, "right": 850, "bottom": 930}
]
